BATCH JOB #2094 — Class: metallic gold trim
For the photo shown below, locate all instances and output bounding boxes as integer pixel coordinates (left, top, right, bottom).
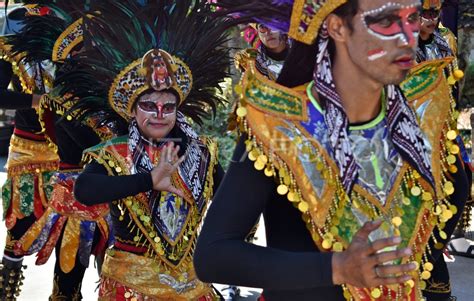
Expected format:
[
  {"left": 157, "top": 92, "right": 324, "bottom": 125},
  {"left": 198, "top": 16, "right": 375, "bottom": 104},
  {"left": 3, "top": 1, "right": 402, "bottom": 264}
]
[
  {"left": 101, "top": 249, "right": 214, "bottom": 300},
  {"left": 52, "top": 18, "right": 83, "bottom": 62},
  {"left": 5, "top": 134, "right": 59, "bottom": 176},
  {"left": 289, "top": 0, "right": 347, "bottom": 45}
]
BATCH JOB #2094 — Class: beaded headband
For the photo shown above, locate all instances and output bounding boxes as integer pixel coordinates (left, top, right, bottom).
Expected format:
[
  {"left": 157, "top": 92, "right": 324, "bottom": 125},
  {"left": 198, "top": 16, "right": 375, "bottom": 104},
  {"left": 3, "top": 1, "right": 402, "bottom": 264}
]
[{"left": 52, "top": 18, "right": 83, "bottom": 62}]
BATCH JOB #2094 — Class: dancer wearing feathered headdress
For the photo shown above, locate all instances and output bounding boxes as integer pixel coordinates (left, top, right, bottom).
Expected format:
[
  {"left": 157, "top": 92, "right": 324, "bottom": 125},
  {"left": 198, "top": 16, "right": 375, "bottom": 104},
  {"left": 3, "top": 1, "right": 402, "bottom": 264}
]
[{"left": 69, "top": 0, "right": 230, "bottom": 299}]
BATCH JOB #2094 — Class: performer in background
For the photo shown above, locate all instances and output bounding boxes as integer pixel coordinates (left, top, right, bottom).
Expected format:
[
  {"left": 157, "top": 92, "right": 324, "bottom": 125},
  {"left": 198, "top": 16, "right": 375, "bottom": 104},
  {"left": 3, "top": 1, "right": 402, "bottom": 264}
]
[
  {"left": 5, "top": 1, "right": 118, "bottom": 299},
  {"left": 235, "top": 24, "right": 290, "bottom": 82},
  {"left": 0, "top": 6, "right": 59, "bottom": 299},
  {"left": 224, "top": 22, "right": 291, "bottom": 301},
  {"left": 417, "top": 1, "right": 470, "bottom": 300}
]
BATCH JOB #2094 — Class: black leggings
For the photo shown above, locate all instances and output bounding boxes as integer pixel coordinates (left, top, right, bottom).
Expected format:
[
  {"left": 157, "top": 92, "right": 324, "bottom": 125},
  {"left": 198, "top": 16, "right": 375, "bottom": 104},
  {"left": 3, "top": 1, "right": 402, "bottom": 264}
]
[{"left": 3, "top": 215, "right": 36, "bottom": 258}]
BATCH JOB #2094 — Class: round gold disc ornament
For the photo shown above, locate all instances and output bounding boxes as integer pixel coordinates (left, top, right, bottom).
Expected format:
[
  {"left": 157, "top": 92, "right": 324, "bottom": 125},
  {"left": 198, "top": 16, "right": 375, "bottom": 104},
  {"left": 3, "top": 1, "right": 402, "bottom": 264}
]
[
  {"left": 421, "top": 271, "right": 431, "bottom": 280},
  {"left": 446, "top": 155, "right": 456, "bottom": 165},
  {"left": 410, "top": 186, "right": 421, "bottom": 196},
  {"left": 333, "top": 242, "right": 343, "bottom": 252},
  {"left": 420, "top": 280, "right": 427, "bottom": 290},
  {"left": 370, "top": 288, "right": 381, "bottom": 298},
  {"left": 264, "top": 167, "right": 274, "bottom": 177},
  {"left": 391, "top": 216, "right": 402, "bottom": 227},
  {"left": 254, "top": 160, "right": 265, "bottom": 171},
  {"left": 287, "top": 191, "right": 296, "bottom": 202},
  {"left": 322, "top": 239, "right": 332, "bottom": 250},
  {"left": 257, "top": 154, "right": 268, "bottom": 164},
  {"left": 446, "top": 130, "right": 457, "bottom": 141},
  {"left": 277, "top": 184, "right": 289, "bottom": 195},
  {"left": 298, "top": 201, "right": 309, "bottom": 212},
  {"left": 423, "top": 262, "right": 434, "bottom": 272},
  {"left": 236, "top": 107, "right": 248, "bottom": 117},
  {"left": 453, "top": 69, "right": 464, "bottom": 80}
]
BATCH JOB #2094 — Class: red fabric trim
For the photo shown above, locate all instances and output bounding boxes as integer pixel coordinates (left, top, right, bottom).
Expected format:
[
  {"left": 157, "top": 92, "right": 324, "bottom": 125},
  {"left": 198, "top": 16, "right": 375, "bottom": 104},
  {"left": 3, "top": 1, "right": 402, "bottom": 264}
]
[
  {"left": 40, "top": 107, "right": 57, "bottom": 145},
  {"left": 92, "top": 233, "right": 107, "bottom": 258},
  {"left": 33, "top": 175, "right": 44, "bottom": 219},
  {"left": 59, "top": 162, "right": 81, "bottom": 170},
  {"left": 114, "top": 242, "right": 147, "bottom": 254},
  {"left": 13, "top": 128, "right": 46, "bottom": 141},
  {"left": 5, "top": 200, "right": 14, "bottom": 229}
]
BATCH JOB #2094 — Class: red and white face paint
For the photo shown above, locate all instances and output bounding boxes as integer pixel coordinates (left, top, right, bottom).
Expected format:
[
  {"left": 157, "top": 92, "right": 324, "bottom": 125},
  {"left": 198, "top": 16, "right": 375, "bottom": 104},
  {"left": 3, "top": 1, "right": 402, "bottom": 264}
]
[
  {"left": 342, "top": 0, "right": 421, "bottom": 85},
  {"left": 361, "top": 2, "right": 421, "bottom": 47},
  {"left": 367, "top": 48, "right": 388, "bottom": 61},
  {"left": 137, "top": 98, "right": 177, "bottom": 119},
  {"left": 133, "top": 91, "right": 177, "bottom": 140}
]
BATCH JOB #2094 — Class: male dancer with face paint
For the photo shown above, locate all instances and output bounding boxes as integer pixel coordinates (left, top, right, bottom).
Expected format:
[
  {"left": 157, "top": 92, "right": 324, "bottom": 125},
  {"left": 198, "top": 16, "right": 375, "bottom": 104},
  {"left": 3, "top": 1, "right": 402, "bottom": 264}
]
[{"left": 195, "top": 0, "right": 468, "bottom": 300}]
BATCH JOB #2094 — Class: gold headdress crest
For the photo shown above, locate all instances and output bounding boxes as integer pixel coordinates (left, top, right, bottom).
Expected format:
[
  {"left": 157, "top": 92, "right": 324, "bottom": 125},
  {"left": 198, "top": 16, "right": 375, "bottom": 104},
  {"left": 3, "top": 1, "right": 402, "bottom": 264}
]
[{"left": 109, "top": 49, "right": 192, "bottom": 121}]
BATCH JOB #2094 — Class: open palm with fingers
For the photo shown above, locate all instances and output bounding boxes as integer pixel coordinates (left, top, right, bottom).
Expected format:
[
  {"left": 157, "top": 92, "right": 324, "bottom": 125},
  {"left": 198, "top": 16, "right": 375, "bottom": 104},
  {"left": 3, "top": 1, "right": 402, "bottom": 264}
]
[{"left": 150, "top": 142, "right": 186, "bottom": 198}]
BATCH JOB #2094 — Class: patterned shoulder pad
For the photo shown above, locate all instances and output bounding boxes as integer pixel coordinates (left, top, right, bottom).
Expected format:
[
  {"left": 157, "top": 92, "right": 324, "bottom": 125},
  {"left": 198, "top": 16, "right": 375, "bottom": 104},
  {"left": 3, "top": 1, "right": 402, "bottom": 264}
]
[
  {"left": 237, "top": 58, "right": 308, "bottom": 121},
  {"left": 82, "top": 136, "right": 128, "bottom": 159},
  {"left": 401, "top": 57, "right": 452, "bottom": 102}
]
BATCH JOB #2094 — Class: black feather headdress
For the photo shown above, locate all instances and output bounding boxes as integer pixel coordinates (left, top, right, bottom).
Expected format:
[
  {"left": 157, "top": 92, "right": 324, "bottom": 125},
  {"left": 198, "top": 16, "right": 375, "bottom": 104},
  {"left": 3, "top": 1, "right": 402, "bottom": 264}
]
[
  {"left": 58, "top": 0, "right": 231, "bottom": 126},
  {"left": 6, "top": 0, "right": 86, "bottom": 63}
]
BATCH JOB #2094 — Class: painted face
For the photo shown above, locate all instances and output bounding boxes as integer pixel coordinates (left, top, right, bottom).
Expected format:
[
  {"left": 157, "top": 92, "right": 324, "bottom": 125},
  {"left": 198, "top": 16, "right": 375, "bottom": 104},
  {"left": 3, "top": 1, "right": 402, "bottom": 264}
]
[
  {"left": 362, "top": 2, "right": 420, "bottom": 47},
  {"left": 257, "top": 24, "right": 287, "bottom": 53},
  {"left": 133, "top": 91, "right": 177, "bottom": 140},
  {"left": 344, "top": 0, "right": 421, "bottom": 85},
  {"left": 137, "top": 98, "right": 176, "bottom": 117},
  {"left": 420, "top": 9, "right": 440, "bottom": 35}
]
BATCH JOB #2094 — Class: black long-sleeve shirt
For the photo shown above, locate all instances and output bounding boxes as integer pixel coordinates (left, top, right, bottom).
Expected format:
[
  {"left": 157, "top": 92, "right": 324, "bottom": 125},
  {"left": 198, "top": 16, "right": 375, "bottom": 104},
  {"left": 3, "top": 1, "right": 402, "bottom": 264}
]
[
  {"left": 193, "top": 136, "right": 468, "bottom": 301},
  {"left": 194, "top": 137, "right": 340, "bottom": 301},
  {"left": 74, "top": 162, "right": 154, "bottom": 205},
  {"left": 74, "top": 155, "right": 224, "bottom": 258},
  {"left": 75, "top": 160, "right": 224, "bottom": 205},
  {"left": 0, "top": 59, "right": 42, "bottom": 134},
  {"left": 51, "top": 114, "right": 102, "bottom": 166}
]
